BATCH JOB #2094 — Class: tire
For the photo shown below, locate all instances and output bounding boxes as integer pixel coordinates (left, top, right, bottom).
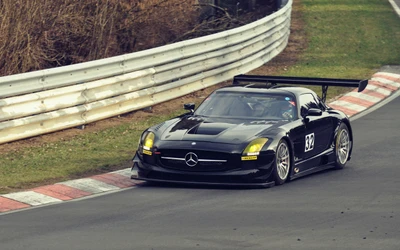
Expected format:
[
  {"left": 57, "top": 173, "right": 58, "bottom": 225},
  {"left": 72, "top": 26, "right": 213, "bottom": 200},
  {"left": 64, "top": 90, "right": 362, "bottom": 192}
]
[
  {"left": 334, "top": 123, "right": 352, "bottom": 169},
  {"left": 273, "top": 139, "right": 291, "bottom": 185}
]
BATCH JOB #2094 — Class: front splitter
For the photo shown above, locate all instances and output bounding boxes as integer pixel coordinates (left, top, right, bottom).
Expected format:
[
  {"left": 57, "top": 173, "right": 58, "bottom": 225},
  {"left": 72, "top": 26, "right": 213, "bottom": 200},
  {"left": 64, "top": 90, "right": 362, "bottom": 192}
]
[{"left": 131, "top": 175, "right": 275, "bottom": 188}]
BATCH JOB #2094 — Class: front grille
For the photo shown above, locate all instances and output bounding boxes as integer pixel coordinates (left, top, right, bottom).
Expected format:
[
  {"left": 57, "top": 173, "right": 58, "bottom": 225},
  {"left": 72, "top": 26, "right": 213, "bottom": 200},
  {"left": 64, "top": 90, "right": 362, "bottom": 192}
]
[{"left": 158, "top": 149, "right": 238, "bottom": 172}]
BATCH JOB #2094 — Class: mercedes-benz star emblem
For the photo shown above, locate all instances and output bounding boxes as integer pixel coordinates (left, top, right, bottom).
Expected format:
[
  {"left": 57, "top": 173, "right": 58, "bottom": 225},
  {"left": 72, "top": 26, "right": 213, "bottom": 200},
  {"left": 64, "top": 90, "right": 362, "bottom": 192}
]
[{"left": 185, "top": 152, "right": 198, "bottom": 167}]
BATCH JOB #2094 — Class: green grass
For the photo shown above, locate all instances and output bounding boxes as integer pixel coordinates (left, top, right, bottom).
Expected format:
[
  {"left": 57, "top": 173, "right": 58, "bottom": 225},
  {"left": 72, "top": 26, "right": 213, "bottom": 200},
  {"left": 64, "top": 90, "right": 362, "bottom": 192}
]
[
  {"left": 1, "top": 0, "right": 400, "bottom": 193},
  {"left": 0, "top": 110, "right": 184, "bottom": 193},
  {"left": 288, "top": 0, "right": 400, "bottom": 78},
  {"left": 285, "top": 0, "right": 400, "bottom": 98}
]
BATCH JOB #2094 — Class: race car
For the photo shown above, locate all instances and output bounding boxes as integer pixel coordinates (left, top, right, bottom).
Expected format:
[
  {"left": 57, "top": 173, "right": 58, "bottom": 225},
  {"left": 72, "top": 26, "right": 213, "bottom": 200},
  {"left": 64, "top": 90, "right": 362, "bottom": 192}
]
[{"left": 131, "top": 75, "right": 368, "bottom": 187}]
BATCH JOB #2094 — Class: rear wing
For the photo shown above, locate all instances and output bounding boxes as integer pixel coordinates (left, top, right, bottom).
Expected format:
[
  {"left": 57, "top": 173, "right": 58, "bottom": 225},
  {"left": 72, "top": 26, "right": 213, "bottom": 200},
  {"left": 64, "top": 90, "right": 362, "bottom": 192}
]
[{"left": 232, "top": 75, "right": 369, "bottom": 102}]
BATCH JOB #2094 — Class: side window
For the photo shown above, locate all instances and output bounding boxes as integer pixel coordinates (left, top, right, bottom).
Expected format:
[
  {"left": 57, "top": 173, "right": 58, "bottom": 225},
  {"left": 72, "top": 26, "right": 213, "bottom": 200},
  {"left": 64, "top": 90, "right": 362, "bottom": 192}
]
[{"left": 299, "top": 93, "right": 320, "bottom": 117}]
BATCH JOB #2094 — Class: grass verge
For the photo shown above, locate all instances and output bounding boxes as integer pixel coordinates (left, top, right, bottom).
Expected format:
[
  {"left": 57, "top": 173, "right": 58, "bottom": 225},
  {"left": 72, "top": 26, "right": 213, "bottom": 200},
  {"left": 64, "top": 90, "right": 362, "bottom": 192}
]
[
  {"left": 1, "top": 0, "right": 400, "bottom": 194},
  {"left": 0, "top": 109, "right": 185, "bottom": 193},
  {"left": 288, "top": 0, "right": 400, "bottom": 79}
]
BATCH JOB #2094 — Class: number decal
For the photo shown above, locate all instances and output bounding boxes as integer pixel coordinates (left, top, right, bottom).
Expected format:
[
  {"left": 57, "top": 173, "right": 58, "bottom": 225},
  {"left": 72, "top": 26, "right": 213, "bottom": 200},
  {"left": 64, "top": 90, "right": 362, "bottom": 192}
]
[{"left": 305, "top": 133, "right": 315, "bottom": 152}]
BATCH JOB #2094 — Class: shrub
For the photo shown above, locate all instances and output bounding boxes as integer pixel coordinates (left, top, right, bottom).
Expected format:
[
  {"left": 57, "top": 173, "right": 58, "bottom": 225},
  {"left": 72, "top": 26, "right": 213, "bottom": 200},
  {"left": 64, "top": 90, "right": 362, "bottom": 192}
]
[{"left": 0, "top": 0, "right": 198, "bottom": 76}]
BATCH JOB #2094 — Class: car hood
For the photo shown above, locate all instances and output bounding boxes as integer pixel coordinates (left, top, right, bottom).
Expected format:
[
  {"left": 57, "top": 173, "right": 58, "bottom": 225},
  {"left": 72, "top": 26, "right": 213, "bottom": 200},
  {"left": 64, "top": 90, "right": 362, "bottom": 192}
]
[{"left": 159, "top": 116, "right": 288, "bottom": 144}]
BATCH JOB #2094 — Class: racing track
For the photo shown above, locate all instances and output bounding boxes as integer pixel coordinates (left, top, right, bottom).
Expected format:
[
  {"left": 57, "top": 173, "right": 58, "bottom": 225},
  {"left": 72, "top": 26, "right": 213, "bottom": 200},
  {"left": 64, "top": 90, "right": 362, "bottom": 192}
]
[{"left": 1, "top": 94, "right": 399, "bottom": 249}]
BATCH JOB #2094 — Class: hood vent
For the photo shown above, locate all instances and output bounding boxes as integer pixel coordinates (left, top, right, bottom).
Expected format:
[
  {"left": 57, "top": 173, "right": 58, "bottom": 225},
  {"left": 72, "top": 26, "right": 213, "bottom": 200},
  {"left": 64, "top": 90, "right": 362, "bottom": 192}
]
[
  {"left": 154, "top": 122, "right": 165, "bottom": 131},
  {"left": 188, "top": 122, "right": 232, "bottom": 135}
]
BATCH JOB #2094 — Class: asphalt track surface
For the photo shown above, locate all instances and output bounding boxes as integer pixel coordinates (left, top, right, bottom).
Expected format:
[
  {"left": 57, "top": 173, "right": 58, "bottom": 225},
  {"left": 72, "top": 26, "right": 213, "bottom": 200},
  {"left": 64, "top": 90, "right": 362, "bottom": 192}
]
[
  {"left": 1, "top": 94, "right": 400, "bottom": 249},
  {"left": 390, "top": 0, "right": 400, "bottom": 16}
]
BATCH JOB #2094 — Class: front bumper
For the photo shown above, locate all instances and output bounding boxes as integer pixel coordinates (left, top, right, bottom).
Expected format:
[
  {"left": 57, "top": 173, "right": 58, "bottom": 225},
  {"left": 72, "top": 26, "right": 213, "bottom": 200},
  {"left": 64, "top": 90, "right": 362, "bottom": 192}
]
[{"left": 131, "top": 153, "right": 275, "bottom": 188}]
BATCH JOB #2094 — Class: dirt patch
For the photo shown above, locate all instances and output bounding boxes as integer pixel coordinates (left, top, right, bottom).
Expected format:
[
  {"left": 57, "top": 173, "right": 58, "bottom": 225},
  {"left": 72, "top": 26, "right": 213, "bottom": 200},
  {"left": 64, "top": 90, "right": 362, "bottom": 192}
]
[{"left": 0, "top": 1, "right": 306, "bottom": 156}]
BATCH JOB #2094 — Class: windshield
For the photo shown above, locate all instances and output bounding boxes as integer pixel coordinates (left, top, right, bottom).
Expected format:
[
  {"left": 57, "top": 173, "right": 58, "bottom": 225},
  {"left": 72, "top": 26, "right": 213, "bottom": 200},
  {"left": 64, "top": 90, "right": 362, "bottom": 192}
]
[{"left": 195, "top": 91, "right": 297, "bottom": 120}]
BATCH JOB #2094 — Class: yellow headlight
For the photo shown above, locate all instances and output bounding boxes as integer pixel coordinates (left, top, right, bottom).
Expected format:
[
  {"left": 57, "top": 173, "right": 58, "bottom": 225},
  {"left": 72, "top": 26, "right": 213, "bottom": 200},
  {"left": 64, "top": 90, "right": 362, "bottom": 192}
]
[
  {"left": 143, "top": 132, "right": 155, "bottom": 150},
  {"left": 243, "top": 138, "right": 268, "bottom": 156}
]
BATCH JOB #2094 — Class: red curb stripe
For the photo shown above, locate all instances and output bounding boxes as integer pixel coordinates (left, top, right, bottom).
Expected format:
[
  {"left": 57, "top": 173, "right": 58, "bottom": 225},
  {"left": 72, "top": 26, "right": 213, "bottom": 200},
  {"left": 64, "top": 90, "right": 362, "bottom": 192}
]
[
  {"left": 357, "top": 89, "right": 388, "bottom": 99},
  {"left": 373, "top": 73, "right": 400, "bottom": 84},
  {"left": 0, "top": 196, "right": 30, "bottom": 212},
  {"left": 32, "top": 189, "right": 73, "bottom": 201},
  {"left": 32, "top": 184, "right": 92, "bottom": 200},
  {"left": 369, "top": 80, "right": 398, "bottom": 91},
  {"left": 91, "top": 173, "right": 137, "bottom": 188},
  {"left": 328, "top": 104, "right": 358, "bottom": 116},
  {"left": 339, "top": 96, "right": 376, "bottom": 107},
  {"left": 32, "top": 186, "right": 73, "bottom": 201}
]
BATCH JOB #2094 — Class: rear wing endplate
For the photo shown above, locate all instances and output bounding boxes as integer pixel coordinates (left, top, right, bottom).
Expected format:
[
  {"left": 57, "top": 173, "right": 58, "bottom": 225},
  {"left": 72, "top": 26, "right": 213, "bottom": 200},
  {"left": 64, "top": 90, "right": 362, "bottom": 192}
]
[{"left": 232, "top": 75, "right": 368, "bottom": 102}]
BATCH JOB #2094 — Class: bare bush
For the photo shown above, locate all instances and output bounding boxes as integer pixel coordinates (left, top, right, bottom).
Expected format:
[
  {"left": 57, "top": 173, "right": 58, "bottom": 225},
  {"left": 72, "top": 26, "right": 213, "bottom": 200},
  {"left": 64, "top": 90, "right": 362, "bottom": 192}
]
[
  {"left": 133, "top": 0, "right": 198, "bottom": 48},
  {"left": 0, "top": 0, "right": 273, "bottom": 77},
  {"left": 0, "top": 0, "right": 198, "bottom": 77}
]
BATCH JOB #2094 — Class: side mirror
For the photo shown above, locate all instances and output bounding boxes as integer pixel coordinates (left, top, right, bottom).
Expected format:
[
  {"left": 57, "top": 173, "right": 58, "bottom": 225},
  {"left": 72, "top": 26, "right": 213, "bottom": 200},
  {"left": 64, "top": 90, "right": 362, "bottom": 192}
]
[
  {"left": 306, "top": 108, "right": 322, "bottom": 116},
  {"left": 184, "top": 103, "right": 195, "bottom": 112}
]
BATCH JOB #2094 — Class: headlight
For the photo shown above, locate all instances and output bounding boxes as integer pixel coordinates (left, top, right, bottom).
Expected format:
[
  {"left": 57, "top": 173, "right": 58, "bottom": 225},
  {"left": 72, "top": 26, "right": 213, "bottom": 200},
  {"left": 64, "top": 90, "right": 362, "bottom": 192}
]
[
  {"left": 139, "top": 132, "right": 155, "bottom": 156},
  {"left": 143, "top": 132, "right": 155, "bottom": 150},
  {"left": 243, "top": 138, "right": 268, "bottom": 156}
]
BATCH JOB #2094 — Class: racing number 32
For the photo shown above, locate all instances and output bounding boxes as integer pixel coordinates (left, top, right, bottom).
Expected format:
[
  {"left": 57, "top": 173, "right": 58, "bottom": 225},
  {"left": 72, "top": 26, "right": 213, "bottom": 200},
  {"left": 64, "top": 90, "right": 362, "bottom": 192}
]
[{"left": 305, "top": 133, "right": 315, "bottom": 152}]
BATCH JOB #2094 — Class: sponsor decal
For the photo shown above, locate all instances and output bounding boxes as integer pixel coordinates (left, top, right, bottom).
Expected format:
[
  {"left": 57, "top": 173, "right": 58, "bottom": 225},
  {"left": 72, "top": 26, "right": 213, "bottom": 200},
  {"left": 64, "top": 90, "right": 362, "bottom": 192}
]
[
  {"left": 143, "top": 149, "right": 153, "bottom": 156},
  {"left": 241, "top": 156, "right": 258, "bottom": 161}
]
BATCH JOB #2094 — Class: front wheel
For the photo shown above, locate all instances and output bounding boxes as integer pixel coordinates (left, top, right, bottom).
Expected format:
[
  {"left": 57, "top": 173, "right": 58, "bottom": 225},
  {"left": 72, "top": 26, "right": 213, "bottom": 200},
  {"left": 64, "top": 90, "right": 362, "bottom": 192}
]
[
  {"left": 273, "top": 139, "right": 291, "bottom": 185},
  {"left": 334, "top": 123, "right": 352, "bottom": 169}
]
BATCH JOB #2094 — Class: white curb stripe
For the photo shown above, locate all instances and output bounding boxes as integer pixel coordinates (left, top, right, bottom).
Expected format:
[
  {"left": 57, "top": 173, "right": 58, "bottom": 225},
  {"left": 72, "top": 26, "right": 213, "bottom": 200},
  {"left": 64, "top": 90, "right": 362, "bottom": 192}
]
[
  {"left": 61, "top": 178, "right": 120, "bottom": 194},
  {"left": 112, "top": 168, "right": 132, "bottom": 177},
  {"left": 375, "top": 72, "right": 400, "bottom": 80},
  {"left": 329, "top": 100, "right": 367, "bottom": 112},
  {"left": 371, "top": 77, "right": 400, "bottom": 88},
  {"left": 345, "top": 92, "right": 383, "bottom": 103},
  {"left": 3, "top": 191, "right": 62, "bottom": 206},
  {"left": 365, "top": 84, "right": 392, "bottom": 96}
]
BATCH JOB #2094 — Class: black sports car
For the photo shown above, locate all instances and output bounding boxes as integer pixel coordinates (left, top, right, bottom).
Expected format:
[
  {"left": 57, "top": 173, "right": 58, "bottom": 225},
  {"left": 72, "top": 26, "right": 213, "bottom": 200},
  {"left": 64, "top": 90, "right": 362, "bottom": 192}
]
[{"left": 131, "top": 75, "right": 368, "bottom": 187}]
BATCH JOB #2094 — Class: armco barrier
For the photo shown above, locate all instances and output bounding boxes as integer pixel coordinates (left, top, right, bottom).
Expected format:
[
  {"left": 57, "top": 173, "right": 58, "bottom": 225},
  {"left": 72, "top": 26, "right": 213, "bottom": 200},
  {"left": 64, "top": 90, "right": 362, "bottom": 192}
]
[{"left": 0, "top": 0, "right": 292, "bottom": 144}]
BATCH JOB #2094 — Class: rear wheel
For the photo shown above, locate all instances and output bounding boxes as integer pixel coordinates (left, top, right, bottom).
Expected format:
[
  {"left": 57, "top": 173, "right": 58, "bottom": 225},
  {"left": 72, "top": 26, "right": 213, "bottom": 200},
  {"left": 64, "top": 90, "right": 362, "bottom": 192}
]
[
  {"left": 273, "top": 139, "right": 291, "bottom": 185},
  {"left": 334, "top": 123, "right": 351, "bottom": 169}
]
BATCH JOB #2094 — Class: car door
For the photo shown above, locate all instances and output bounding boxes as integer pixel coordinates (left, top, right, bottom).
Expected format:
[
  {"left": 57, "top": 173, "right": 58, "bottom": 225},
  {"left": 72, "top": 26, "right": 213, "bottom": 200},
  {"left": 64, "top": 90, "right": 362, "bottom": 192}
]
[{"left": 298, "top": 93, "right": 333, "bottom": 160}]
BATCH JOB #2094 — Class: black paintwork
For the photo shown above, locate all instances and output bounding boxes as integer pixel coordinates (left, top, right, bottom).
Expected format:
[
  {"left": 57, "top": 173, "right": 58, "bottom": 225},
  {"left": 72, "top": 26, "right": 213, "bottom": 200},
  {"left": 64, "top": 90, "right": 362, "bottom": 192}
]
[{"left": 131, "top": 84, "right": 354, "bottom": 187}]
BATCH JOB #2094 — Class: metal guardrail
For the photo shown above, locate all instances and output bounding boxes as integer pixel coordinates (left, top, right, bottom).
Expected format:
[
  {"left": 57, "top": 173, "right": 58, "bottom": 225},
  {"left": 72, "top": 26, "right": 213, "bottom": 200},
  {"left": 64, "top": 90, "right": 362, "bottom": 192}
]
[{"left": 0, "top": 0, "right": 292, "bottom": 144}]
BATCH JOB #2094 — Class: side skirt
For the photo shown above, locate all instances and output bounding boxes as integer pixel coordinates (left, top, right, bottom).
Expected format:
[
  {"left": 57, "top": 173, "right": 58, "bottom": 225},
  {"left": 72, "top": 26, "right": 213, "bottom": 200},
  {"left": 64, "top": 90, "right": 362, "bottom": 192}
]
[
  {"left": 290, "top": 148, "right": 336, "bottom": 180},
  {"left": 290, "top": 164, "right": 335, "bottom": 180}
]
